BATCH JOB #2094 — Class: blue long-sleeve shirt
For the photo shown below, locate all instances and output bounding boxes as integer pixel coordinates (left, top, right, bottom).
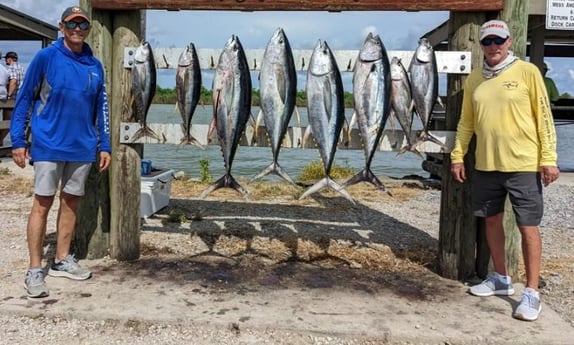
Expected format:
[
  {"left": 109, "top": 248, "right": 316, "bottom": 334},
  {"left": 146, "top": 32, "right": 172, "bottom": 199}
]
[{"left": 10, "top": 38, "right": 111, "bottom": 162}]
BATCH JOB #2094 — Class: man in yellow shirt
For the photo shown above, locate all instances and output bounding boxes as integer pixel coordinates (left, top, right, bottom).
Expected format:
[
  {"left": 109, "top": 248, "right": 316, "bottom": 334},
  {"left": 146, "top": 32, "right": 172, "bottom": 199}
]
[{"left": 450, "top": 19, "right": 560, "bottom": 322}]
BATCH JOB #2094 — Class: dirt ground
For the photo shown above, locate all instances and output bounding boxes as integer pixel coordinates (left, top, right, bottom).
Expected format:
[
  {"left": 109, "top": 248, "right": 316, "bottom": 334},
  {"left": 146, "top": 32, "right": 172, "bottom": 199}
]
[{"left": 0, "top": 160, "right": 573, "bottom": 344}]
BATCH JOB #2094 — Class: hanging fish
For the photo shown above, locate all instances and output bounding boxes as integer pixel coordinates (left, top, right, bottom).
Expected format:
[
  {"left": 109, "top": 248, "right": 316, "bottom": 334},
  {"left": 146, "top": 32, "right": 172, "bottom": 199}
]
[
  {"left": 408, "top": 38, "right": 448, "bottom": 152},
  {"left": 390, "top": 56, "right": 421, "bottom": 158},
  {"left": 342, "top": 33, "right": 392, "bottom": 195},
  {"left": 199, "top": 35, "right": 252, "bottom": 199},
  {"left": 299, "top": 40, "right": 354, "bottom": 204},
  {"left": 175, "top": 42, "right": 203, "bottom": 148},
  {"left": 131, "top": 40, "right": 160, "bottom": 142},
  {"left": 250, "top": 28, "right": 297, "bottom": 185}
]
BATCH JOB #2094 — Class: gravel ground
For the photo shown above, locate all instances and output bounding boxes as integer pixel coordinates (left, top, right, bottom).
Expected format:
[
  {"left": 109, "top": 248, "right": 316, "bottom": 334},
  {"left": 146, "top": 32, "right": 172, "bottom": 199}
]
[{"left": 0, "top": 166, "right": 572, "bottom": 344}]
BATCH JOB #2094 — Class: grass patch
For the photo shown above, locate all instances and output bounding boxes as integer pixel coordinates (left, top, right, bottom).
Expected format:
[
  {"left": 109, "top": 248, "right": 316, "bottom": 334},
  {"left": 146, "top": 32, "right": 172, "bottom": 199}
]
[{"left": 297, "top": 160, "right": 356, "bottom": 182}]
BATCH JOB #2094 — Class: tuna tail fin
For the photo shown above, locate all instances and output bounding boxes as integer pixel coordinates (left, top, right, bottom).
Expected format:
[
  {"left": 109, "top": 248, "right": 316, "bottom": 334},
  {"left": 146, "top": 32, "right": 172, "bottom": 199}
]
[
  {"left": 396, "top": 144, "right": 424, "bottom": 159},
  {"left": 299, "top": 176, "right": 355, "bottom": 204},
  {"left": 342, "top": 168, "right": 392, "bottom": 197},
  {"left": 131, "top": 124, "right": 161, "bottom": 143},
  {"left": 179, "top": 134, "right": 205, "bottom": 149},
  {"left": 249, "top": 162, "right": 297, "bottom": 186},
  {"left": 412, "top": 130, "right": 449, "bottom": 153},
  {"left": 199, "top": 173, "right": 251, "bottom": 200}
]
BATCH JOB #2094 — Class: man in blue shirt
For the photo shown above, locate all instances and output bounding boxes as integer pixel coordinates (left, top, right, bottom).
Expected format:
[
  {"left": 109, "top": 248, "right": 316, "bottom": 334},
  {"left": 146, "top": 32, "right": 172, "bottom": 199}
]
[{"left": 10, "top": 6, "right": 111, "bottom": 298}]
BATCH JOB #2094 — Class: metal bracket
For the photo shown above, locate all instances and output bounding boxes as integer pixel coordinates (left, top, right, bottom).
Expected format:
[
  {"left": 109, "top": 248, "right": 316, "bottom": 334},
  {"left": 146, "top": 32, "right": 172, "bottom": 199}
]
[{"left": 124, "top": 47, "right": 137, "bottom": 68}]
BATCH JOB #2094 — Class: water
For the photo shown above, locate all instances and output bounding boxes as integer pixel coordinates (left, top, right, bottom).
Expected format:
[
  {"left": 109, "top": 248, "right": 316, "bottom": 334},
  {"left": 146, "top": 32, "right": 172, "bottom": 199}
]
[
  {"left": 143, "top": 104, "right": 574, "bottom": 179},
  {"left": 143, "top": 104, "right": 427, "bottom": 179}
]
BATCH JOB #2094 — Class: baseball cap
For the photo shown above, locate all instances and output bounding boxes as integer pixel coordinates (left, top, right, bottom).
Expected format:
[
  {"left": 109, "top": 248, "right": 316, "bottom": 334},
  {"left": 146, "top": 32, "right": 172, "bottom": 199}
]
[
  {"left": 61, "top": 6, "right": 90, "bottom": 23},
  {"left": 5, "top": 52, "right": 18, "bottom": 60},
  {"left": 480, "top": 20, "right": 510, "bottom": 40}
]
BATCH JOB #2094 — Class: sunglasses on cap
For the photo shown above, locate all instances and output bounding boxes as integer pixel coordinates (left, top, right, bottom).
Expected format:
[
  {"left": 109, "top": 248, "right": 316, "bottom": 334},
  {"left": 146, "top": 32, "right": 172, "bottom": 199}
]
[
  {"left": 63, "top": 21, "right": 90, "bottom": 30},
  {"left": 480, "top": 36, "right": 508, "bottom": 46}
]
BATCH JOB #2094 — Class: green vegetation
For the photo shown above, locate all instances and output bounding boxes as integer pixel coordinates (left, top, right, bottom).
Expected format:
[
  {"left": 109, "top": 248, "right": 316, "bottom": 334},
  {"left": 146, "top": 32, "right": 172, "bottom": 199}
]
[
  {"left": 153, "top": 86, "right": 356, "bottom": 108},
  {"left": 165, "top": 209, "right": 187, "bottom": 224},
  {"left": 297, "top": 159, "right": 356, "bottom": 182},
  {"left": 199, "top": 159, "right": 213, "bottom": 182}
]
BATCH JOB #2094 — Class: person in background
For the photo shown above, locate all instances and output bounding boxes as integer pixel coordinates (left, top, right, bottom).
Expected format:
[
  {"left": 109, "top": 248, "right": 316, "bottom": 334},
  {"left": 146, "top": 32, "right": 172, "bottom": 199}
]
[
  {"left": 0, "top": 51, "right": 9, "bottom": 97},
  {"left": 541, "top": 62, "right": 559, "bottom": 104},
  {"left": 0, "top": 52, "right": 9, "bottom": 146},
  {"left": 450, "top": 19, "right": 559, "bottom": 322},
  {"left": 1, "top": 51, "right": 25, "bottom": 145},
  {"left": 0, "top": 51, "right": 8, "bottom": 100},
  {"left": 10, "top": 6, "right": 111, "bottom": 298}
]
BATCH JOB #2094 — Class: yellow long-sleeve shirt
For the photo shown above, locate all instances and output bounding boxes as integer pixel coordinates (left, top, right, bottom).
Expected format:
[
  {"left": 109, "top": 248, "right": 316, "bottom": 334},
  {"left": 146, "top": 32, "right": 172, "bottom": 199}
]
[{"left": 451, "top": 60, "right": 557, "bottom": 172}]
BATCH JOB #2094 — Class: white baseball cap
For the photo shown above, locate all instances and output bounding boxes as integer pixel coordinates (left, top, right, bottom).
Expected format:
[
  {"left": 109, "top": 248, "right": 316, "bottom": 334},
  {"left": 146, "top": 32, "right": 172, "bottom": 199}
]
[{"left": 480, "top": 20, "right": 510, "bottom": 40}]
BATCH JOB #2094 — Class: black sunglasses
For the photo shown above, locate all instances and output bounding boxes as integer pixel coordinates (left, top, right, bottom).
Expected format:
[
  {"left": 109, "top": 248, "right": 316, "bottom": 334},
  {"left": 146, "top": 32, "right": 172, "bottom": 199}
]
[
  {"left": 481, "top": 36, "right": 508, "bottom": 46},
  {"left": 63, "top": 21, "right": 90, "bottom": 30}
]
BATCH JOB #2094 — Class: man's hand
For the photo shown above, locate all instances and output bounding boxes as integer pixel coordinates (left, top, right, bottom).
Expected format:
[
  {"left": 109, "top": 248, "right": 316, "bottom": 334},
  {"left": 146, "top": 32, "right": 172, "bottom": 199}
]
[
  {"left": 11, "top": 147, "right": 29, "bottom": 168},
  {"left": 450, "top": 163, "right": 466, "bottom": 183},
  {"left": 540, "top": 166, "right": 560, "bottom": 186},
  {"left": 98, "top": 151, "right": 111, "bottom": 172}
]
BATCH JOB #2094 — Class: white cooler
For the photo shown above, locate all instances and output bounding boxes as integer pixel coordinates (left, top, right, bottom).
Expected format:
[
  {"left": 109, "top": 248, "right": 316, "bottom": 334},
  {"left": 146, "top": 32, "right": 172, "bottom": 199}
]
[{"left": 140, "top": 169, "right": 175, "bottom": 218}]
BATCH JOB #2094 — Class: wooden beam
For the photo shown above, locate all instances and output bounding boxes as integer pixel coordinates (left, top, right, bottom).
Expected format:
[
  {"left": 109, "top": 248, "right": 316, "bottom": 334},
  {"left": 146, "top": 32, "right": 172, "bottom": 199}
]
[
  {"left": 91, "top": 0, "right": 504, "bottom": 12},
  {"left": 438, "top": 12, "right": 487, "bottom": 281}
]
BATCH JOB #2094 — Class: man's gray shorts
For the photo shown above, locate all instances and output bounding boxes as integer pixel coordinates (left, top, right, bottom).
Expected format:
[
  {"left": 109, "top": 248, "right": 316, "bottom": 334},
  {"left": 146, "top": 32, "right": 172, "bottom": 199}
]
[
  {"left": 472, "top": 171, "right": 543, "bottom": 226},
  {"left": 33, "top": 162, "right": 92, "bottom": 197}
]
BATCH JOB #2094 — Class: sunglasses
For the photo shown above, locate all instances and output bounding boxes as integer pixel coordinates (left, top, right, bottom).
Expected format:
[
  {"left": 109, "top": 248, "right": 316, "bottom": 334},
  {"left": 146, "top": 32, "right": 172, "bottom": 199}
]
[
  {"left": 63, "top": 21, "right": 90, "bottom": 30},
  {"left": 481, "top": 36, "right": 508, "bottom": 46}
]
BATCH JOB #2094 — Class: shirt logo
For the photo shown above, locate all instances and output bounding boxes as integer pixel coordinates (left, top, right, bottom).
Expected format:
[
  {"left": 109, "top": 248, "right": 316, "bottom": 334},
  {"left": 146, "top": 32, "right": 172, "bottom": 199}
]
[{"left": 502, "top": 81, "right": 519, "bottom": 89}]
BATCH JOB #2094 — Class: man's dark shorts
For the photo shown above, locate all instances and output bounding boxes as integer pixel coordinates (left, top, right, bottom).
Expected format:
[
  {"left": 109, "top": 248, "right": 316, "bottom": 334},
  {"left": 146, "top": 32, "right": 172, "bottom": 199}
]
[{"left": 472, "top": 171, "right": 543, "bottom": 226}]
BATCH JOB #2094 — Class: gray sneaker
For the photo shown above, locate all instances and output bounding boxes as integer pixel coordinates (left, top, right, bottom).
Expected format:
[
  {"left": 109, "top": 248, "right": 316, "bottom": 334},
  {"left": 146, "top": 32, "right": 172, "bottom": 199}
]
[
  {"left": 469, "top": 273, "right": 515, "bottom": 297},
  {"left": 514, "top": 288, "right": 541, "bottom": 321},
  {"left": 24, "top": 269, "right": 49, "bottom": 298},
  {"left": 48, "top": 254, "right": 92, "bottom": 280}
]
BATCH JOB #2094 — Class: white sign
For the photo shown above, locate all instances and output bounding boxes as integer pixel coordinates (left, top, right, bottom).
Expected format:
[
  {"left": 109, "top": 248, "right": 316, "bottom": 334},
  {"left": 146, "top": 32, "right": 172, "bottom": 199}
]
[{"left": 546, "top": 0, "right": 574, "bottom": 30}]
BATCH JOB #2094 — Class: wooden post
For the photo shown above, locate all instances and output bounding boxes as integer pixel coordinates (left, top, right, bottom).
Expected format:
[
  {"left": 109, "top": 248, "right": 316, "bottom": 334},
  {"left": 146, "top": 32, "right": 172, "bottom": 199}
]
[
  {"left": 438, "top": 12, "right": 487, "bottom": 280},
  {"left": 108, "top": 10, "right": 144, "bottom": 261},
  {"left": 74, "top": 0, "right": 113, "bottom": 259},
  {"left": 500, "top": 0, "right": 530, "bottom": 281}
]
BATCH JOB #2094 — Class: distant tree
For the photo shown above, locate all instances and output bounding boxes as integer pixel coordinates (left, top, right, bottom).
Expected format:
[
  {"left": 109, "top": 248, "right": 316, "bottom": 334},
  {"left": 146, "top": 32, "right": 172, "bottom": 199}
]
[{"left": 152, "top": 85, "right": 355, "bottom": 107}]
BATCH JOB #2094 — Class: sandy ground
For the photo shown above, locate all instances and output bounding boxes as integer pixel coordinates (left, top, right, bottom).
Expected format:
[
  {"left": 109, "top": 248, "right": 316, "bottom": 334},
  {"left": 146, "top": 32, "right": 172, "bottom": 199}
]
[{"left": 0, "top": 158, "right": 573, "bottom": 344}]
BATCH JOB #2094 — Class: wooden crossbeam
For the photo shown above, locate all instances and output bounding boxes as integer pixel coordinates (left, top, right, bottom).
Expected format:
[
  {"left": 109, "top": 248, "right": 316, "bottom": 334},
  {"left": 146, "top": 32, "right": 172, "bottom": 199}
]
[{"left": 91, "top": 0, "right": 504, "bottom": 12}]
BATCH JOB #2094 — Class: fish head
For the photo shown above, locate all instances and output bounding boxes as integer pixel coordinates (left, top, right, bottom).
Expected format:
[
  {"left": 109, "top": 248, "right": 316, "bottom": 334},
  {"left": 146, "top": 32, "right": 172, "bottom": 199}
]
[
  {"left": 177, "top": 43, "right": 194, "bottom": 67},
  {"left": 309, "top": 40, "right": 333, "bottom": 76},
  {"left": 414, "top": 38, "right": 434, "bottom": 63},
  {"left": 358, "top": 33, "right": 384, "bottom": 63},
  {"left": 390, "top": 57, "right": 407, "bottom": 80},
  {"left": 134, "top": 40, "right": 151, "bottom": 63},
  {"left": 264, "top": 28, "right": 291, "bottom": 64}
]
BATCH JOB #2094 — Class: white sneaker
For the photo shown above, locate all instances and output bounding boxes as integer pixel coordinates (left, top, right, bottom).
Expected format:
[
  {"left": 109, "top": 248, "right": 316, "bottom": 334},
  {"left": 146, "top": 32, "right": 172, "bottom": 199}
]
[
  {"left": 514, "top": 288, "right": 541, "bottom": 321},
  {"left": 469, "top": 273, "right": 515, "bottom": 297}
]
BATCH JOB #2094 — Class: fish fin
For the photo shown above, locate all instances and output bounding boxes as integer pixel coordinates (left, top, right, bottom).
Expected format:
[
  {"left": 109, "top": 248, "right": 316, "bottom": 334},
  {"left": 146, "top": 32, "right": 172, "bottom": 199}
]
[
  {"left": 199, "top": 174, "right": 250, "bottom": 199},
  {"left": 396, "top": 145, "right": 424, "bottom": 159},
  {"left": 293, "top": 106, "right": 302, "bottom": 128},
  {"left": 250, "top": 162, "right": 296, "bottom": 186},
  {"left": 302, "top": 125, "right": 313, "bottom": 148},
  {"left": 130, "top": 125, "right": 161, "bottom": 143},
  {"left": 413, "top": 130, "right": 449, "bottom": 152},
  {"left": 299, "top": 177, "right": 355, "bottom": 204},
  {"left": 342, "top": 169, "right": 392, "bottom": 197},
  {"left": 436, "top": 96, "right": 445, "bottom": 108},
  {"left": 180, "top": 135, "right": 205, "bottom": 149},
  {"left": 254, "top": 109, "right": 263, "bottom": 142},
  {"left": 207, "top": 118, "right": 216, "bottom": 144}
]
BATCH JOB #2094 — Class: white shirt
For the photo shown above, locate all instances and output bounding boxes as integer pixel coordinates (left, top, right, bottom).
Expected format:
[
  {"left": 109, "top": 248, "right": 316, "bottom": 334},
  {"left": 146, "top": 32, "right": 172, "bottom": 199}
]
[{"left": 0, "top": 64, "right": 9, "bottom": 99}]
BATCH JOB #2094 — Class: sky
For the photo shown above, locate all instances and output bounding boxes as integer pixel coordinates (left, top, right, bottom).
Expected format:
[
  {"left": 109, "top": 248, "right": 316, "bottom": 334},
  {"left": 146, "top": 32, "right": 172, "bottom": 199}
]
[{"left": 1, "top": 0, "right": 573, "bottom": 96}]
